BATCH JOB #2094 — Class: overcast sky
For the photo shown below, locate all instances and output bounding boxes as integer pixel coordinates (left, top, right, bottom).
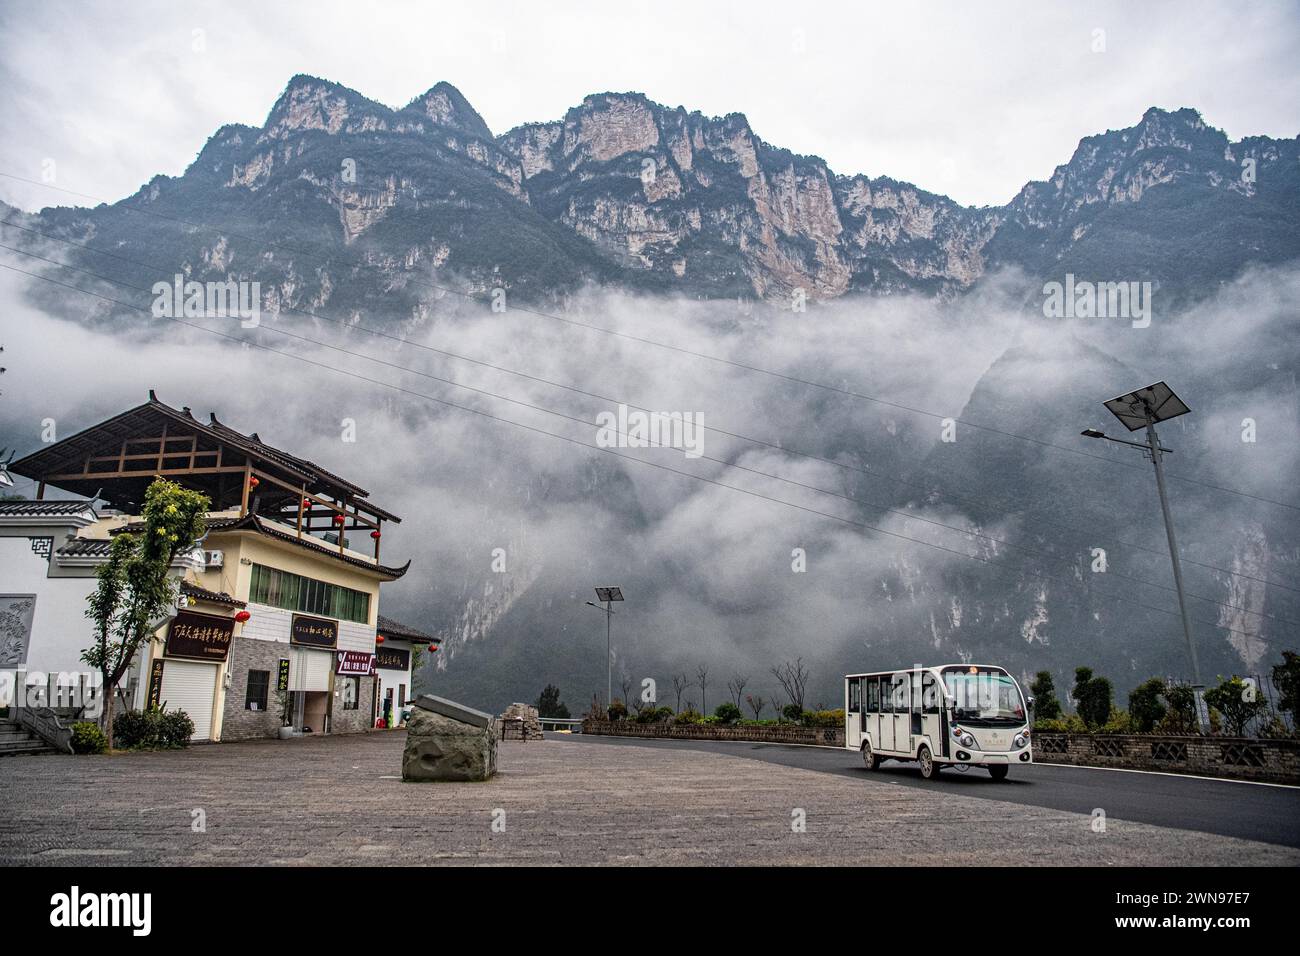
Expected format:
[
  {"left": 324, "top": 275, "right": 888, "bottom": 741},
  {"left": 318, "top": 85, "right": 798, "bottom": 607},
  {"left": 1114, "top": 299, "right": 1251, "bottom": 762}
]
[{"left": 0, "top": 0, "right": 1297, "bottom": 212}]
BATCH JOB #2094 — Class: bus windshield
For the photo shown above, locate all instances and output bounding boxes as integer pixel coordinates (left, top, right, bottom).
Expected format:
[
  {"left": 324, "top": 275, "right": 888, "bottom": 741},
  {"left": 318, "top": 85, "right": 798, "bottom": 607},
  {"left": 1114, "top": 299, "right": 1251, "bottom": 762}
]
[{"left": 942, "top": 668, "right": 1026, "bottom": 724}]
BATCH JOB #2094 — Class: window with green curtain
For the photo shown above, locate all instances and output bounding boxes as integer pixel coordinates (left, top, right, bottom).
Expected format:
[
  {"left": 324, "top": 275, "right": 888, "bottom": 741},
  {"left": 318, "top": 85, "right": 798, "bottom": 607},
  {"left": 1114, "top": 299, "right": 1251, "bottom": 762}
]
[{"left": 249, "top": 564, "right": 370, "bottom": 624}]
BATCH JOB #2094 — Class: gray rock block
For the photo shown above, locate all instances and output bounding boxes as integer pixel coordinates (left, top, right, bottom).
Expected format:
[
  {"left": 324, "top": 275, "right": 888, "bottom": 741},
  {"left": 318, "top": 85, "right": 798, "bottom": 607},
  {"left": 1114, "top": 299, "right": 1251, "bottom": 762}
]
[{"left": 402, "top": 705, "right": 498, "bottom": 782}]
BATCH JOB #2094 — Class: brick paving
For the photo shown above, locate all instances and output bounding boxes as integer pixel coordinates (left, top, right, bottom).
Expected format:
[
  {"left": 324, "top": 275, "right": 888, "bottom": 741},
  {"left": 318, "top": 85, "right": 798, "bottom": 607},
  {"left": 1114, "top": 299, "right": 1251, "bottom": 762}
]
[{"left": 0, "top": 732, "right": 1295, "bottom": 866}]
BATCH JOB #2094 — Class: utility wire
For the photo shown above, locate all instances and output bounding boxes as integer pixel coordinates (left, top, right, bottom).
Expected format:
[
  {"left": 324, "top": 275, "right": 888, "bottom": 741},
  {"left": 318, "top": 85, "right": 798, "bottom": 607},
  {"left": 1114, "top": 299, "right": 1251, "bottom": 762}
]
[
  {"left": 0, "top": 255, "right": 1289, "bottom": 647},
  {"left": 2, "top": 169, "right": 1295, "bottom": 513},
  {"left": 4, "top": 217, "right": 1295, "bottom": 599}
]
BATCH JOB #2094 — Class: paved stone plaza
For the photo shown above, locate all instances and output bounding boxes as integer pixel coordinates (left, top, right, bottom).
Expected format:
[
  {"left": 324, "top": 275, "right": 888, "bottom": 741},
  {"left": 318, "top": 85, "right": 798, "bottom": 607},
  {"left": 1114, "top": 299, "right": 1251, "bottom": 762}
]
[{"left": 1, "top": 733, "right": 1295, "bottom": 865}]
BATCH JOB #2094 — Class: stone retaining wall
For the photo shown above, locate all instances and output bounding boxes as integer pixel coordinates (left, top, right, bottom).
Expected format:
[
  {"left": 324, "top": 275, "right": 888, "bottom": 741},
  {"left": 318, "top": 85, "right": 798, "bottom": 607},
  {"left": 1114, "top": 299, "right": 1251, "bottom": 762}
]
[
  {"left": 582, "top": 719, "right": 844, "bottom": 747},
  {"left": 1031, "top": 732, "right": 1300, "bottom": 784}
]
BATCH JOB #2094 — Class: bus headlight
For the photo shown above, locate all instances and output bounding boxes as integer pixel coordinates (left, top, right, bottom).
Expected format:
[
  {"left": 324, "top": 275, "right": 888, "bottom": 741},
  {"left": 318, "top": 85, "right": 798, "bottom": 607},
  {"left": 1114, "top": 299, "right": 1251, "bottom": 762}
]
[
  {"left": 952, "top": 726, "right": 975, "bottom": 749},
  {"left": 1012, "top": 732, "right": 1028, "bottom": 749}
]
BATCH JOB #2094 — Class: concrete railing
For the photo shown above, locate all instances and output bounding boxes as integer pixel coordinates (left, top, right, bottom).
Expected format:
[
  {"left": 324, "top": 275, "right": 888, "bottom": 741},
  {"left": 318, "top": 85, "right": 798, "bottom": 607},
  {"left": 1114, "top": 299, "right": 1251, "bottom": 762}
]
[
  {"left": 16, "top": 706, "right": 76, "bottom": 754},
  {"left": 582, "top": 719, "right": 844, "bottom": 747},
  {"left": 1031, "top": 732, "right": 1299, "bottom": 784}
]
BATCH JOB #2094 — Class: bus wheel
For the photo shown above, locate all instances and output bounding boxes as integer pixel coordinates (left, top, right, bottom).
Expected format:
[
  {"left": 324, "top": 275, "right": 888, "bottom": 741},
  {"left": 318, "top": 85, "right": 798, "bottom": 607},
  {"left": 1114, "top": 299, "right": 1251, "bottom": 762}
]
[
  {"left": 918, "top": 745, "right": 937, "bottom": 779},
  {"left": 862, "top": 741, "right": 881, "bottom": 770},
  {"left": 988, "top": 764, "right": 1009, "bottom": 781}
]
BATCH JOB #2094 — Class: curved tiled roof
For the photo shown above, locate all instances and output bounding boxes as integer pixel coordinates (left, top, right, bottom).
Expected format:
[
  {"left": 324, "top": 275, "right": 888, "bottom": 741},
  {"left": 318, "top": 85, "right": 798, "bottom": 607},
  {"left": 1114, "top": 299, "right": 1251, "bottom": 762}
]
[
  {"left": 180, "top": 581, "right": 246, "bottom": 608},
  {"left": 376, "top": 614, "right": 439, "bottom": 643}
]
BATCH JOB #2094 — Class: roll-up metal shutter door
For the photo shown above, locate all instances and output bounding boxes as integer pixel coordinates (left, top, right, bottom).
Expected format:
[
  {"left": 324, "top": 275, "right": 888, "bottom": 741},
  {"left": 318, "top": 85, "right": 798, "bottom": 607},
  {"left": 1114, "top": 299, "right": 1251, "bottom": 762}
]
[
  {"left": 294, "top": 648, "right": 332, "bottom": 692},
  {"left": 158, "top": 660, "right": 218, "bottom": 741}
]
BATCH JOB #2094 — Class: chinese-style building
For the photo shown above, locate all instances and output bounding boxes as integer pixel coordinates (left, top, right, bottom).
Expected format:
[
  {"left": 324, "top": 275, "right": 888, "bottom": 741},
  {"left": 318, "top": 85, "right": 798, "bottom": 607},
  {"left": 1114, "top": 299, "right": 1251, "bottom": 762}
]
[{"left": 0, "top": 391, "right": 439, "bottom": 743}]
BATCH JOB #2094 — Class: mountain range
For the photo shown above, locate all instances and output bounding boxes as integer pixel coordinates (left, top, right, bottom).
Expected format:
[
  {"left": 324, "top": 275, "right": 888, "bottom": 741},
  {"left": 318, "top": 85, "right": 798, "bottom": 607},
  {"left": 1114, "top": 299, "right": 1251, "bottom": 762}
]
[{"left": 5, "top": 74, "right": 1299, "bottom": 315}]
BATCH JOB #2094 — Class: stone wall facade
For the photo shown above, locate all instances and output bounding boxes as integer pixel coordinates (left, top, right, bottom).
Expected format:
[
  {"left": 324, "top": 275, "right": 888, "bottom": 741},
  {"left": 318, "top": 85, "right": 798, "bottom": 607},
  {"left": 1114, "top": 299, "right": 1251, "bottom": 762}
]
[
  {"left": 221, "top": 636, "right": 375, "bottom": 741},
  {"left": 1031, "top": 732, "right": 1300, "bottom": 785},
  {"left": 582, "top": 719, "right": 845, "bottom": 747}
]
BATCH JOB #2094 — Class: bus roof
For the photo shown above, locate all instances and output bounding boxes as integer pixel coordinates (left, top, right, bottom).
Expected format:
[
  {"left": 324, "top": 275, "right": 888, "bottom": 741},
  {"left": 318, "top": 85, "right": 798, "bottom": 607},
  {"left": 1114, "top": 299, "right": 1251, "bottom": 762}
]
[{"left": 844, "top": 664, "right": 1012, "bottom": 678}]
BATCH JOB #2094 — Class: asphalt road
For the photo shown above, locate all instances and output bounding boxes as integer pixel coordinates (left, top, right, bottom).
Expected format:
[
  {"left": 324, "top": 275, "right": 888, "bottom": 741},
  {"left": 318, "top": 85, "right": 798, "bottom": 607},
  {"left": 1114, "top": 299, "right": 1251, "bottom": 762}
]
[{"left": 555, "top": 733, "right": 1300, "bottom": 849}]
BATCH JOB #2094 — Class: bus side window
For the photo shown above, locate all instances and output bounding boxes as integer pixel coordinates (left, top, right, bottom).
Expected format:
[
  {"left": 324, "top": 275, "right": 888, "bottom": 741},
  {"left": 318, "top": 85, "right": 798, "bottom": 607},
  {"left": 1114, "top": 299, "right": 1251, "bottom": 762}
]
[
  {"left": 849, "top": 678, "right": 861, "bottom": 712},
  {"left": 867, "top": 677, "right": 880, "bottom": 713},
  {"left": 922, "top": 672, "right": 939, "bottom": 713}
]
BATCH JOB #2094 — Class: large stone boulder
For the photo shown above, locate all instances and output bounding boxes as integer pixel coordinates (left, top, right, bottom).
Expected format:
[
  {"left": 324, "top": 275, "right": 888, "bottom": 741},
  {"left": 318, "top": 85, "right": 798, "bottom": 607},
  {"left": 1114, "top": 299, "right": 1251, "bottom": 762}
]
[{"left": 402, "top": 695, "right": 498, "bottom": 782}]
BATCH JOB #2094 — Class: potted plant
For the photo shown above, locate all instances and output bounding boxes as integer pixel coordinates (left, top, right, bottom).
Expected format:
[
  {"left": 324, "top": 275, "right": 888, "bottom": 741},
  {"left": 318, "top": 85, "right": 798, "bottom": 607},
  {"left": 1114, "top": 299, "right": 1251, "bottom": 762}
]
[{"left": 276, "top": 688, "right": 295, "bottom": 739}]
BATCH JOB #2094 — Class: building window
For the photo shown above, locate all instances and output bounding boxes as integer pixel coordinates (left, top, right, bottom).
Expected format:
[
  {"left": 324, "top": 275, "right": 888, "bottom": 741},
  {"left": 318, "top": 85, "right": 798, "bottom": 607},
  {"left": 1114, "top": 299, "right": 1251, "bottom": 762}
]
[
  {"left": 250, "top": 564, "right": 371, "bottom": 624},
  {"left": 245, "top": 669, "right": 270, "bottom": 711},
  {"left": 398, "top": 684, "right": 406, "bottom": 708},
  {"left": 341, "top": 676, "right": 360, "bottom": 710}
]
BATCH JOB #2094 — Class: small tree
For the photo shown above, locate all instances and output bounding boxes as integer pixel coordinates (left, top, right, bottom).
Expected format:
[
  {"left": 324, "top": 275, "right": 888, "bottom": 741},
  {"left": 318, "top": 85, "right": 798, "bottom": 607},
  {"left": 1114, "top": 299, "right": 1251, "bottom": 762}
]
[
  {"left": 1272, "top": 651, "right": 1300, "bottom": 726},
  {"left": 1029, "top": 670, "right": 1062, "bottom": 720},
  {"left": 1072, "top": 667, "right": 1113, "bottom": 730},
  {"left": 1160, "top": 683, "right": 1198, "bottom": 734},
  {"left": 745, "top": 693, "right": 765, "bottom": 720},
  {"left": 771, "top": 658, "right": 809, "bottom": 713},
  {"left": 671, "top": 673, "right": 690, "bottom": 713},
  {"left": 82, "top": 478, "right": 209, "bottom": 750},
  {"left": 714, "top": 701, "right": 742, "bottom": 724},
  {"left": 1127, "top": 677, "right": 1167, "bottom": 733},
  {"left": 727, "top": 674, "right": 748, "bottom": 710},
  {"left": 536, "top": 684, "right": 570, "bottom": 719},
  {"left": 1204, "top": 676, "right": 1268, "bottom": 738},
  {"left": 696, "top": 664, "right": 710, "bottom": 715}
]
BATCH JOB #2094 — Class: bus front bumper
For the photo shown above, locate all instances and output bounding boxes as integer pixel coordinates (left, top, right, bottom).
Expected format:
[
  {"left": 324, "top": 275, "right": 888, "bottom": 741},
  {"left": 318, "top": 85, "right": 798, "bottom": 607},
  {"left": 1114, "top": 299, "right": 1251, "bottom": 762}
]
[{"left": 945, "top": 748, "right": 1033, "bottom": 765}]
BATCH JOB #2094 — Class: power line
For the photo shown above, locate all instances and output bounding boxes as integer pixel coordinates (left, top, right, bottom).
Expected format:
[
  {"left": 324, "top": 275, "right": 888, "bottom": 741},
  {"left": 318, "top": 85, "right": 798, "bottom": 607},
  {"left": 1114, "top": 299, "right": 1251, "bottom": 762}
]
[
  {"left": 5, "top": 216, "right": 1296, "bottom": 599},
  {"left": 0, "top": 257, "right": 1290, "bottom": 648},
  {"left": 2, "top": 169, "right": 1295, "bottom": 513}
]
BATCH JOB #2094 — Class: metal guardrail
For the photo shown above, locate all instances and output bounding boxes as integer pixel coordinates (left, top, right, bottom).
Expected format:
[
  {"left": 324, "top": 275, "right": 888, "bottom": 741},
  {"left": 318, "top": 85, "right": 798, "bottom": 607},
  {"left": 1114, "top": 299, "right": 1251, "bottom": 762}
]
[{"left": 539, "top": 717, "right": 583, "bottom": 733}]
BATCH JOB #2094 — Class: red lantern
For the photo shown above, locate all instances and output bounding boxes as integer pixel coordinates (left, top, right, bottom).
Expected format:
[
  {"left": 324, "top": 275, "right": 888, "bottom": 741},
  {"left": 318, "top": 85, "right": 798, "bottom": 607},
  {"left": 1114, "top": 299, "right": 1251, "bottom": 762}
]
[
  {"left": 333, "top": 514, "right": 345, "bottom": 525},
  {"left": 248, "top": 476, "right": 259, "bottom": 490},
  {"left": 375, "top": 635, "right": 385, "bottom": 644},
  {"left": 428, "top": 643, "right": 438, "bottom": 652},
  {"left": 301, "top": 498, "right": 312, "bottom": 510},
  {"left": 370, "top": 530, "right": 381, "bottom": 540},
  {"left": 234, "top": 610, "right": 251, "bottom": 623}
]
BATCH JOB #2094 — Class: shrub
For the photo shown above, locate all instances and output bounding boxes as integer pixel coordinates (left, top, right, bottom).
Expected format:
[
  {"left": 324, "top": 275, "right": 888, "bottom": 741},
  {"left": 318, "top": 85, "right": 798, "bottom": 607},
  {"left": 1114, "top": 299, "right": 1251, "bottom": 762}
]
[
  {"left": 781, "top": 703, "right": 804, "bottom": 722},
  {"left": 654, "top": 706, "right": 675, "bottom": 722},
  {"left": 70, "top": 721, "right": 107, "bottom": 754},
  {"left": 1128, "top": 678, "right": 1168, "bottom": 733},
  {"left": 606, "top": 699, "right": 628, "bottom": 721},
  {"left": 674, "top": 708, "right": 702, "bottom": 725},
  {"left": 1099, "top": 709, "right": 1132, "bottom": 734},
  {"left": 1034, "top": 713, "right": 1087, "bottom": 733},
  {"left": 160, "top": 710, "right": 194, "bottom": 747},
  {"left": 1273, "top": 651, "right": 1300, "bottom": 723},
  {"left": 713, "top": 702, "right": 742, "bottom": 724},
  {"left": 803, "top": 709, "right": 844, "bottom": 728},
  {"left": 112, "top": 707, "right": 194, "bottom": 750}
]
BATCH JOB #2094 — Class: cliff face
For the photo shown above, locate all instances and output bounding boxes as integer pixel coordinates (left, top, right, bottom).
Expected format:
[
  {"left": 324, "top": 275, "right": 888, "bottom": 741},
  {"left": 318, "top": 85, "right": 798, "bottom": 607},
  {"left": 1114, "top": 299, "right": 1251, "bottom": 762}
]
[{"left": 10, "top": 75, "right": 1300, "bottom": 319}]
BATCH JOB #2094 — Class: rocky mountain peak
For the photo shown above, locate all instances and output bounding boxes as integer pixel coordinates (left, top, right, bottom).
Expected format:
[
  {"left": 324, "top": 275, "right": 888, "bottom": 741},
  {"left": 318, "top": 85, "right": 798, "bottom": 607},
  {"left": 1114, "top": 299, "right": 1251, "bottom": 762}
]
[{"left": 405, "top": 81, "right": 493, "bottom": 139}]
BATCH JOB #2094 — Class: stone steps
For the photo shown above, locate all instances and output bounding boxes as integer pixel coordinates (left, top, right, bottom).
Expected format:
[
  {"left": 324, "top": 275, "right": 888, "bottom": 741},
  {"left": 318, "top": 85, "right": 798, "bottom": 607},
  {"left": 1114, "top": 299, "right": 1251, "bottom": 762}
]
[{"left": 0, "top": 719, "right": 57, "bottom": 756}]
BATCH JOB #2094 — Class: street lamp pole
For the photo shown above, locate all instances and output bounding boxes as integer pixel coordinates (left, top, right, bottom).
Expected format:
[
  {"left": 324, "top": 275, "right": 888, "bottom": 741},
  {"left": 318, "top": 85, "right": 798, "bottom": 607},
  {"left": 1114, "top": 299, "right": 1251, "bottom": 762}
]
[
  {"left": 1143, "top": 415, "right": 1202, "bottom": 690},
  {"left": 1083, "top": 381, "right": 1206, "bottom": 732},
  {"left": 587, "top": 586, "right": 624, "bottom": 709}
]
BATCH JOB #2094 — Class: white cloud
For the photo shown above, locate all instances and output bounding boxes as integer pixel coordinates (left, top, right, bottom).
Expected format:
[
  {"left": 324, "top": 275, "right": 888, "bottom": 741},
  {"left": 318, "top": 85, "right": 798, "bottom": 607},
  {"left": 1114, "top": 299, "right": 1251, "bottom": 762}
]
[{"left": 1, "top": 0, "right": 1297, "bottom": 213}]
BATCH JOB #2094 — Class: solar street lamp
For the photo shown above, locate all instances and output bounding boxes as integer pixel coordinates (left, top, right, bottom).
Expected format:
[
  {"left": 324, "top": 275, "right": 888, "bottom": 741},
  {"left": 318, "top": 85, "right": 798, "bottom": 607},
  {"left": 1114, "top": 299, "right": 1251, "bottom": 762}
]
[
  {"left": 1082, "top": 381, "right": 1207, "bottom": 732},
  {"left": 586, "top": 586, "right": 623, "bottom": 710}
]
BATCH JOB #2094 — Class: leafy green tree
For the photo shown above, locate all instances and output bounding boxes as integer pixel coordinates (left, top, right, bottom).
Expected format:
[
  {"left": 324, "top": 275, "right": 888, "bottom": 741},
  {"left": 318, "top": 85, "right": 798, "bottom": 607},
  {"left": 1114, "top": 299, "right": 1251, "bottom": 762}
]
[
  {"left": 1204, "top": 676, "right": 1268, "bottom": 738},
  {"left": 1029, "top": 671, "right": 1062, "bottom": 720},
  {"left": 1072, "top": 667, "right": 1113, "bottom": 730},
  {"left": 1128, "top": 677, "right": 1168, "bottom": 733},
  {"left": 535, "top": 684, "right": 570, "bottom": 719},
  {"left": 1272, "top": 651, "right": 1300, "bottom": 725},
  {"left": 82, "top": 478, "right": 209, "bottom": 750}
]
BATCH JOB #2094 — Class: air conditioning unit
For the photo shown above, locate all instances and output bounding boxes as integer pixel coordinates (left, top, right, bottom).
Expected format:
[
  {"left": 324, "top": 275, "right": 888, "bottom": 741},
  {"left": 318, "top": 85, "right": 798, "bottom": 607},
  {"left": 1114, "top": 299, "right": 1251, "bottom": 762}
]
[{"left": 204, "top": 550, "right": 225, "bottom": 568}]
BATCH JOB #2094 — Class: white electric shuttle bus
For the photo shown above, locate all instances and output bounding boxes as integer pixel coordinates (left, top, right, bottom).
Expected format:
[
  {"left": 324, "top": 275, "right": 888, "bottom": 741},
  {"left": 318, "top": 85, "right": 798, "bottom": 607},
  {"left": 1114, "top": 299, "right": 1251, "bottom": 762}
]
[{"left": 844, "top": 665, "right": 1033, "bottom": 780}]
